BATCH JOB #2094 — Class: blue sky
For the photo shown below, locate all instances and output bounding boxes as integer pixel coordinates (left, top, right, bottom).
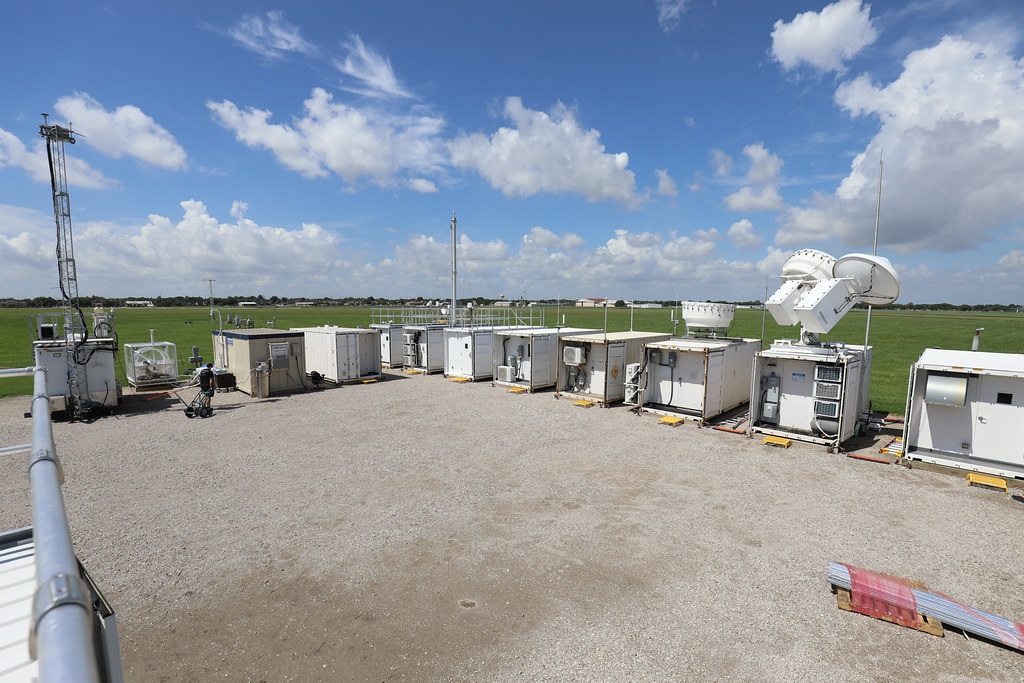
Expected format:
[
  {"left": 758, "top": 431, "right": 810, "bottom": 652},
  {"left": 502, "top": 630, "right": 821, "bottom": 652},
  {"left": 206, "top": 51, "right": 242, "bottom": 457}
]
[{"left": 2, "top": 0, "right": 1023, "bottom": 304}]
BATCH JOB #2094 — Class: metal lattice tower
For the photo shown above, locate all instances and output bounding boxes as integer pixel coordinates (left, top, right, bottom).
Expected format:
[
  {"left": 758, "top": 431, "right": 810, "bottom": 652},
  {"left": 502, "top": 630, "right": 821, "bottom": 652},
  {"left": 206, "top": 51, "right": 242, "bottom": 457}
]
[{"left": 40, "top": 114, "right": 90, "bottom": 413}]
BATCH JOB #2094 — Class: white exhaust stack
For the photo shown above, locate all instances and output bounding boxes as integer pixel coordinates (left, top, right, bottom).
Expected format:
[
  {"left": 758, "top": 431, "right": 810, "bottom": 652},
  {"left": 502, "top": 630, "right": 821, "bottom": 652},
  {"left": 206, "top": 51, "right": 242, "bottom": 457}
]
[{"left": 972, "top": 327, "right": 983, "bottom": 351}]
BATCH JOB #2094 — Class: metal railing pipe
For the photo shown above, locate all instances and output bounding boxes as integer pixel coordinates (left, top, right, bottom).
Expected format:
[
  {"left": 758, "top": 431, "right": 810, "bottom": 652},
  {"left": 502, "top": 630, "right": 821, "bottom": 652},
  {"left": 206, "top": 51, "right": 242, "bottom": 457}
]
[
  {"left": 27, "top": 366, "right": 100, "bottom": 683},
  {"left": 0, "top": 365, "right": 37, "bottom": 378},
  {"left": 0, "top": 443, "right": 32, "bottom": 457}
]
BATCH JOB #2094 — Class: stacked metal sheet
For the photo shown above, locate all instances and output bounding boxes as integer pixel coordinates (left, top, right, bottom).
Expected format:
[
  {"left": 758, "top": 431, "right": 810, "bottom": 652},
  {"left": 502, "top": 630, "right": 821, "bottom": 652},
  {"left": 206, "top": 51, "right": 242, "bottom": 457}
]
[{"left": 827, "top": 561, "right": 1024, "bottom": 651}]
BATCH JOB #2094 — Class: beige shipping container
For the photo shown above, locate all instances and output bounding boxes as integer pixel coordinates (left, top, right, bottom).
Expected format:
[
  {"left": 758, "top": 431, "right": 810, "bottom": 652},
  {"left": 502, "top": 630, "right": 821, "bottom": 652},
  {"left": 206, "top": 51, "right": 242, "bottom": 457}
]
[
  {"left": 213, "top": 328, "right": 307, "bottom": 396},
  {"left": 555, "top": 331, "right": 671, "bottom": 405}
]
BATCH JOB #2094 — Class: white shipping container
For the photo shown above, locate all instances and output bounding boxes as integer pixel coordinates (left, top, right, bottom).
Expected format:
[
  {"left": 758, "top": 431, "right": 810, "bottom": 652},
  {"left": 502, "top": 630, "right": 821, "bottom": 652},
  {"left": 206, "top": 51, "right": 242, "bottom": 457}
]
[
  {"left": 749, "top": 341, "right": 871, "bottom": 447},
  {"left": 444, "top": 326, "right": 531, "bottom": 380},
  {"left": 902, "top": 348, "right": 1024, "bottom": 480},
  {"left": 297, "top": 326, "right": 382, "bottom": 383},
  {"left": 555, "top": 331, "right": 672, "bottom": 405},
  {"left": 638, "top": 337, "right": 760, "bottom": 421},
  {"left": 403, "top": 325, "right": 446, "bottom": 373},
  {"left": 371, "top": 323, "right": 406, "bottom": 368},
  {"left": 492, "top": 328, "right": 601, "bottom": 391}
]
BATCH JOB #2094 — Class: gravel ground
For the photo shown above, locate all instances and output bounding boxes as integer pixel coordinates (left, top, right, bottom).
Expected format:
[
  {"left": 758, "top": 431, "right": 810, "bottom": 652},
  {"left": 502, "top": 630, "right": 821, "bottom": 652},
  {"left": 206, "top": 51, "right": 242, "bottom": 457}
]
[{"left": 1, "top": 370, "right": 1022, "bottom": 682}]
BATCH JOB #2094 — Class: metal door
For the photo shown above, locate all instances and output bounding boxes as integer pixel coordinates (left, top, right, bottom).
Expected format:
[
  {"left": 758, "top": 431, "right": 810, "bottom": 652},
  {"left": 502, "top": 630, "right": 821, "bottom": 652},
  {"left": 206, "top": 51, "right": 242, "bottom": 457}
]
[{"left": 973, "top": 375, "right": 1023, "bottom": 466}]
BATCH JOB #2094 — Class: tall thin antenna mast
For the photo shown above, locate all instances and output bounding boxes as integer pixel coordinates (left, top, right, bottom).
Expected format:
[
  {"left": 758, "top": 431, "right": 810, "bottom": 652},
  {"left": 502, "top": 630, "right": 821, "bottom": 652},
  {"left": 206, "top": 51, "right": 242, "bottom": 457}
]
[
  {"left": 40, "top": 113, "right": 93, "bottom": 416},
  {"left": 205, "top": 277, "right": 216, "bottom": 308},
  {"left": 450, "top": 212, "right": 457, "bottom": 326},
  {"left": 864, "top": 150, "right": 883, "bottom": 351}
]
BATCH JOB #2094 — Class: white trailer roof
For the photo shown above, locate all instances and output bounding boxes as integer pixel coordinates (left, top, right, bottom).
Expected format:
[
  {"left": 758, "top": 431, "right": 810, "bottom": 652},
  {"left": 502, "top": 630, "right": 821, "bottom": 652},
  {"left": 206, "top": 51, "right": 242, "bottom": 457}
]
[
  {"left": 648, "top": 336, "right": 760, "bottom": 351},
  {"left": 495, "top": 327, "right": 600, "bottom": 337},
  {"left": 559, "top": 330, "right": 672, "bottom": 344},
  {"left": 915, "top": 348, "right": 1024, "bottom": 376},
  {"left": 0, "top": 532, "right": 37, "bottom": 681},
  {"left": 291, "top": 326, "right": 377, "bottom": 333}
]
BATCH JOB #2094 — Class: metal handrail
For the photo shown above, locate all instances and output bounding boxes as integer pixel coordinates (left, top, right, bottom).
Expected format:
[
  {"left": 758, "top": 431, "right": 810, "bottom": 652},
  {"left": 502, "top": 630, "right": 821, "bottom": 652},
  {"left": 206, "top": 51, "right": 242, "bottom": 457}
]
[{"left": 3, "top": 365, "right": 100, "bottom": 683}]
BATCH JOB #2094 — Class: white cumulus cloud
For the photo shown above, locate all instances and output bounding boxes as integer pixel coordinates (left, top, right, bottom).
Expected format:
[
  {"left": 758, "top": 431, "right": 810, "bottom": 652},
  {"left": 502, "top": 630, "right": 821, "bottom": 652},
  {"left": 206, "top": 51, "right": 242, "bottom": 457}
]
[
  {"left": 0, "top": 126, "right": 117, "bottom": 189},
  {"left": 655, "top": 169, "right": 678, "bottom": 197},
  {"left": 778, "top": 35, "right": 1024, "bottom": 253},
  {"left": 728, "top": 219, "right": 762, "bottom": 249},
  {"left": 0, "top": 200, "right": 352, "bottom": 296},
  {"left": 771, "top": 0, "right": 877, "bottom": 73},
  {"left": 724, "top": 144, "right": 785, "bottom": 212},
  {"left": 449, "top": 97, "right": 640, "bottom": 207},
  {"left": 53, "top": 93, "right": 187, "bottom": 170},
  {"left": 407, "top": 178, "right": 438, "bottom": 193},
  {"left": 208, "top": 88, "right": 446, "bottom": 188}
]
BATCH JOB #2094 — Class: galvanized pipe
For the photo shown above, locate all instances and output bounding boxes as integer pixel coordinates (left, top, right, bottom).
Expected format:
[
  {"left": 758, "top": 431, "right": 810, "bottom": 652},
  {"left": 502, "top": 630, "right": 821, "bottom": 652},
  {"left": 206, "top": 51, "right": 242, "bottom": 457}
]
[
  {"left": 0, "top": 443, "right": 32, "bottom": 457},
  {"left": 0, "top": 365, "right": 37, "bottom": 378},
  {"left": 827, "top": 561, "right": 1023, "bottom": 651},
  {"left": 27, "top": 366, "right": 100, "bottom": 683}
]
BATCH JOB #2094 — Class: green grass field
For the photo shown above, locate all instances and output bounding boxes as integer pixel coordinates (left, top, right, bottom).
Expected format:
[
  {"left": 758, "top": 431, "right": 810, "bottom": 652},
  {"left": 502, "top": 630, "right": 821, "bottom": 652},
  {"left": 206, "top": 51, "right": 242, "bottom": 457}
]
[{"left": 1, "top": 305, "right": 1021, "bottom": 413}]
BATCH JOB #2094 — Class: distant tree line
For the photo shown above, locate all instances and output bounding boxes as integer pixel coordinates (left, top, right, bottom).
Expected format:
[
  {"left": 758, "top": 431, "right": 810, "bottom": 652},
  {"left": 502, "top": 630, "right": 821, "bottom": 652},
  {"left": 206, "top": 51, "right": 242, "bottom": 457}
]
[{"left": 1, "top": 295, "right": 1019, "bottom": 311}]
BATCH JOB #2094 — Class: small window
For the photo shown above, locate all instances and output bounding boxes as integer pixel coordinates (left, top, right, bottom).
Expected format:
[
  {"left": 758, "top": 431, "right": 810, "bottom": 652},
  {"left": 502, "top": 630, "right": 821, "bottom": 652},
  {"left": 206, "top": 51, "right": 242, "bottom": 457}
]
[{"left": 996, "top": 392, "right": 1012, "bottom": 405}]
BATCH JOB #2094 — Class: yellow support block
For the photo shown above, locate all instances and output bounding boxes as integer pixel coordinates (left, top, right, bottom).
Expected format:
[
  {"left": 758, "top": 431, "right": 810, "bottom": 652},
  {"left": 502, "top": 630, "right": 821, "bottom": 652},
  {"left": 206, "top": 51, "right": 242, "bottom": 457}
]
[
  {"left": 449, "top": 377, "right": 472, "bottom": 383},
  {"left": 967, "top": 473, "right": 1008, "bottom": 493},
  {"left": 404, "top": 369, "right": 423, "bottom": 375},
  {"left": 658, "top": 415, "right": 685, "bottom": 427},
  {"left": 762, "top": 436, "right": 792, "bottom": 449},
  {"left": 506, "top": 387, "right": 528, "bottom": 394},
  {"left": 573, "top": 400, "right": 595, "bottom": 408},
  {"left": 361, "top": 379, "right": 378, "bottom": 384}
]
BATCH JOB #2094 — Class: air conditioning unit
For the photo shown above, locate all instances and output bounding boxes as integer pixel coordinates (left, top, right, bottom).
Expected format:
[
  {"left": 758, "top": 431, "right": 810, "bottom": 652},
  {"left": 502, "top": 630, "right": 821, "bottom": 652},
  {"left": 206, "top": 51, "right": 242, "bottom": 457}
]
[
  {"left": 625, "top": 362, "right": 642, "bottom": 385},
  {"left": 403, "top": 333, "right": 416, "bottom": 344},
  {"left": 563, "top": 346, "right": 586, "bottom": 365},
  {"left": 624, "top": 362, "right": 642, "bottom": 404},
  {"left": 497, "top": 365, "right": 515, "bottom": 383},
  {"left": 813, "top": 400, "right": 840, "bottom": 418},
  {"left": 813, "top": 382, "right": 841, "bottom": 400},
  {"left": 815, "top": 364, "right": 842, "bottom": 382}
]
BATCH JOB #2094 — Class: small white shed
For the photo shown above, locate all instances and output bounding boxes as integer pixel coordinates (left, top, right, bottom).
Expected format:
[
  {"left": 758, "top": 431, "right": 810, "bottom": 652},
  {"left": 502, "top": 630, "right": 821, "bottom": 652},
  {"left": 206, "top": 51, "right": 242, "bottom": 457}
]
[
  {"left": 371, "top": 322, "right": 406, "bottom": 368},
  {"left": 403, "top": 324, "right": 446, "bottom": 374},
  {"left": 295, "top": 326, "right": 381, "bottom": 383},
  {"left": 555, "top": 331, "right": 672, "bottom": 405},
  {"left": 636, "top": 336, "right": 760, "bottom": 421},
  {"left": 444, "top": 325, "right": 531, "bottom": 381},
  {"left": 492, "top": 328, "right": 601, "bottom": 392},
  {"left": 213, "top": 328, "right": 306, "bottom": 396},
  {"left": 902, "top": 348, "right": 1024, "bottom": 480}
]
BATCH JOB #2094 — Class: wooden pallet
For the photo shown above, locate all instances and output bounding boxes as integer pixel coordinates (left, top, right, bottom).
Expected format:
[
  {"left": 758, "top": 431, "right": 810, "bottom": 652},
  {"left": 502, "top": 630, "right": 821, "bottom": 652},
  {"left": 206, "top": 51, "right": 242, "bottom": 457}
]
[{"left": 836, "top": 586, "right": 944, "bottom": 637}]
